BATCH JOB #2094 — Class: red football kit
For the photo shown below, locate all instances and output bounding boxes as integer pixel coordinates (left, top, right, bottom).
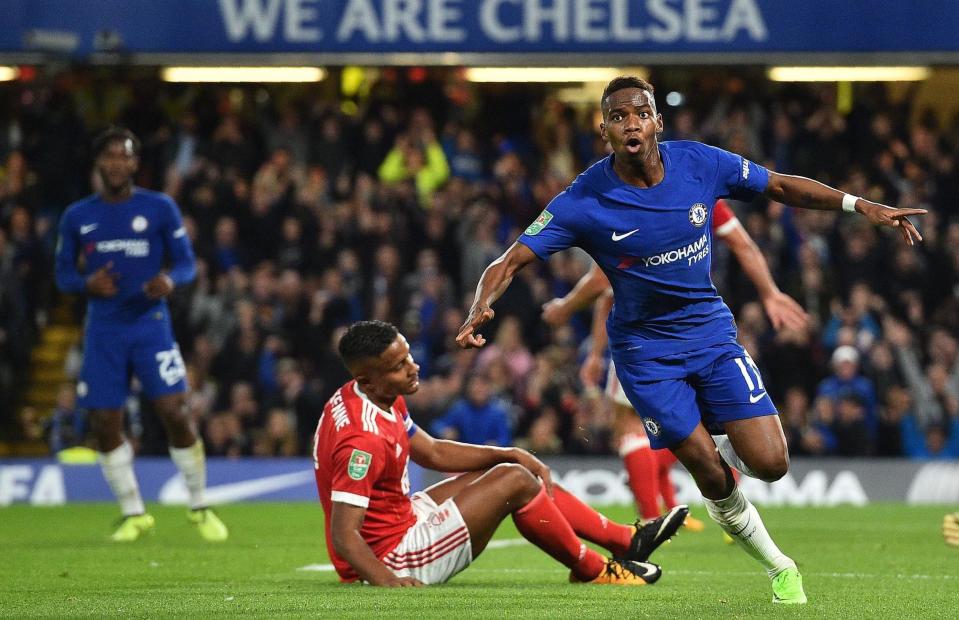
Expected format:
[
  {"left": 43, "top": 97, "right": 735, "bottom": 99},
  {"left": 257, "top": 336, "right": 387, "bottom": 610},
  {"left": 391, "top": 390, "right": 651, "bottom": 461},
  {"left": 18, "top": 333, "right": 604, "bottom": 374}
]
[{"left": 313, "top": 380, "right": 419, "bottom": 582}]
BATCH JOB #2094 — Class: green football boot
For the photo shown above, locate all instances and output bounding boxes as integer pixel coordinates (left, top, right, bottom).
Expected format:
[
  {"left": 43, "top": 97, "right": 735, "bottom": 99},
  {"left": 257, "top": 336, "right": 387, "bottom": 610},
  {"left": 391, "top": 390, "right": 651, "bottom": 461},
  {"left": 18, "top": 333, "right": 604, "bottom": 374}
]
[
  {"left": 188, "top": 507, "right": 229, "bottom": 542},
  {"left": 772, "top": 567, "right": 807, "bottom": 604},
  {"left": 110, "top": 513, "right": 156, "bottom": 542}
]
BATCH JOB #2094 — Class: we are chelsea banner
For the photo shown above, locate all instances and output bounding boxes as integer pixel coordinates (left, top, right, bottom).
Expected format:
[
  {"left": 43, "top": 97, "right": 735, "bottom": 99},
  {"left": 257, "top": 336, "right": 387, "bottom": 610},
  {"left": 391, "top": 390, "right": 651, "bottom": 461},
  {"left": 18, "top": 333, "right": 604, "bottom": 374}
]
[{"left": 3, "top": 0, "right": 958, "bottom": 57}]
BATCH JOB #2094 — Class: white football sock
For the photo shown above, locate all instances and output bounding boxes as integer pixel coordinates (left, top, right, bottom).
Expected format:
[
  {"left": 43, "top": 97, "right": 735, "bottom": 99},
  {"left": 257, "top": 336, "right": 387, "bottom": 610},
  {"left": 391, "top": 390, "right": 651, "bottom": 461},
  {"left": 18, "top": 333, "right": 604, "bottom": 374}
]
[
  {"left": 169, "top": 440, "right": 207, "bottom": 510},
  {"left": 703, "top": 486, "right": 795, "bottom": 578},
  {"left": 713, "top": 435, "right": 759, "bottom": 478},
  {"left": 99, "top": 441, "right": 146, "bottom": 517}
]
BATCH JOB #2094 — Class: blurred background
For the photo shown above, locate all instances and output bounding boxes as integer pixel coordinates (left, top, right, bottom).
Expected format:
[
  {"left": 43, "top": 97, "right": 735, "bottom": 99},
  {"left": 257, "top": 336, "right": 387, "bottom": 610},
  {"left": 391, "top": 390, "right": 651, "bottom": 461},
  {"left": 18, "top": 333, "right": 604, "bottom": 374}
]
[{"left": 1, "top": 0, "right": 958, "bottom": 504}]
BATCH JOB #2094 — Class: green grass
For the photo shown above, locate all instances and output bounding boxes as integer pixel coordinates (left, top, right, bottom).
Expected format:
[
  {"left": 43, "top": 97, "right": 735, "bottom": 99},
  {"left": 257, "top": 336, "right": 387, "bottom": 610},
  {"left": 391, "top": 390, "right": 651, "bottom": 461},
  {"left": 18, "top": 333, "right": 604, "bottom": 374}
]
[{"left": 1, "top": 503, "right": 956, "bottom": 618}]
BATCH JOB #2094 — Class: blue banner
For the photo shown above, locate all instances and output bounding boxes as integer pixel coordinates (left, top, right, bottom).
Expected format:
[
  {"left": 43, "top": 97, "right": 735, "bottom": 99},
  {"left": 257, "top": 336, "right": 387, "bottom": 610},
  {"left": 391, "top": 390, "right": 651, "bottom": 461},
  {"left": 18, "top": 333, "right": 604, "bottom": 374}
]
[
  {"left": 0, "top": 0, "right": 957, "bottom": 57},
  {"left": 0, "top": 458, "right": 425, "bottom": 506}
]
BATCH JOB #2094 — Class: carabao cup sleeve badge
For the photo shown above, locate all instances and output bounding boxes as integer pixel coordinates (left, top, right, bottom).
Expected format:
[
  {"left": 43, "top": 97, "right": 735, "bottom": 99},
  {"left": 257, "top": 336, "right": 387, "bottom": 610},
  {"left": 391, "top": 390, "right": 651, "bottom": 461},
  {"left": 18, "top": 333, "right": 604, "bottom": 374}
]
[
  {"left": 348, "top": 449, "right": 372, "bottom": 480},
  {"left": 525, "top": 210, "right": 553, "bottom": 235}
]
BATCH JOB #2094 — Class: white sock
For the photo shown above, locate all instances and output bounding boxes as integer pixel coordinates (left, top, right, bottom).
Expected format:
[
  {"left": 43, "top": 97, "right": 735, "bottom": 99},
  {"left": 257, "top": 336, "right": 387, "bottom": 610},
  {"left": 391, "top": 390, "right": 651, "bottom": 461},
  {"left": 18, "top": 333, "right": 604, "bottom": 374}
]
[
  {"left": 713, "top": 435, "right": 759, "bottom": 478},
  {"left": 99, "top": 441, "right": 145, "bottom": 517},
  {"left": 703, "top": 486, "right": 795, "bottom": 578},
  {"left": 169, "top": 440, "right": 207, "bottom": 510}
]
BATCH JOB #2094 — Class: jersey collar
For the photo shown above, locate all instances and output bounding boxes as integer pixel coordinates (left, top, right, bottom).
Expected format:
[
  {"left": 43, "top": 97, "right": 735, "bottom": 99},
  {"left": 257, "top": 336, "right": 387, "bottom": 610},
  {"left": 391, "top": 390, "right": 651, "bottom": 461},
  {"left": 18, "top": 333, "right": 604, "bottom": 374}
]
[{"left": 351, "top": 382, "right": 398, "bottom": 422}]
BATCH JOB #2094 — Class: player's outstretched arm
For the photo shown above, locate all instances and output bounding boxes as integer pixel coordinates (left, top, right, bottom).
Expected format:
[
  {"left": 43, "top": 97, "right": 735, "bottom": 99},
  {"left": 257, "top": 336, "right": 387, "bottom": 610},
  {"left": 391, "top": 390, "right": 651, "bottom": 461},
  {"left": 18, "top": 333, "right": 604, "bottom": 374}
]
[
  {"left": 542, "top": 262, "right": 610, "bottom": 326},
  {"left": 456, "top": 242, "right": 539, "bottom": 349},
  {"left": 720, "top": 223, "right": 809, "bottom": 331},
  {"left": 410, "top": 429, "right": 553, "bottom": 495},
  {"left": 764, "top": 171, "right": 926, "bottom": 245},
  {"left": 329, "top": 502, "right": 424, "bottom": 587}
]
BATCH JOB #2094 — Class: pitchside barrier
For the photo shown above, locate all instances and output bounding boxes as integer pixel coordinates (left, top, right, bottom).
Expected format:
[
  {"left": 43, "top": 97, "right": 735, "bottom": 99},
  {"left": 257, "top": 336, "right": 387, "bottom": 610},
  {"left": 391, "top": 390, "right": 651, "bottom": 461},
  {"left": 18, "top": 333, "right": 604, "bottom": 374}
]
[{"left": 0, "top": 457, "right": 957, "bottom": 507}]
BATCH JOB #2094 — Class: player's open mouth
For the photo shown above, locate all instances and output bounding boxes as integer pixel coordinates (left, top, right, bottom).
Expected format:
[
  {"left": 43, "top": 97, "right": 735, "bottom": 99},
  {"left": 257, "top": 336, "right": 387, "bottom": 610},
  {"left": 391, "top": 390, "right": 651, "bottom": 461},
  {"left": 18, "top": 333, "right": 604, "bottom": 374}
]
[{"left": 625, "top": 137, "right": 642, "bottom": 153}]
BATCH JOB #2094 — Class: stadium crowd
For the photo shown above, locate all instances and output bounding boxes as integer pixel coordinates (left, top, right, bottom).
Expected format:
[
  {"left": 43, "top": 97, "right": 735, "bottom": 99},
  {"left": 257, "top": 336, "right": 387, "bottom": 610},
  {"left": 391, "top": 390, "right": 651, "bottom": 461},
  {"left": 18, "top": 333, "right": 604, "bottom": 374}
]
[{"left": 1, "top": 69, "right": 958, "bottom": 459}]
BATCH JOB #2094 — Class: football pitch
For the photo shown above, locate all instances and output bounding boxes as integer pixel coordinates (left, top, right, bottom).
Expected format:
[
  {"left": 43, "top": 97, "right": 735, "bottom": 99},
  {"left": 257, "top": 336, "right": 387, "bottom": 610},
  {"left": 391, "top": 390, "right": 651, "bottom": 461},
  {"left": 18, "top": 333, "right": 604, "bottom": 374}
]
[{"left": 1, "top": 503, "right": 956, "bottom": 618}]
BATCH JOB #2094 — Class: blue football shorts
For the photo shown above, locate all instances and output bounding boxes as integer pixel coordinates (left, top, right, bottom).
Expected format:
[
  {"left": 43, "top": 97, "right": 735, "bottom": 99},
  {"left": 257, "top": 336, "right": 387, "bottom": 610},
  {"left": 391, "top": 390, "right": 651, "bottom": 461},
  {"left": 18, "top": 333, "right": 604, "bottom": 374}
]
[
  {"left": 77, "top": 314, "right": 188, "bottom": 409},
  {"left": 613, "top": 341, "right": 777, "bottom": 449}
]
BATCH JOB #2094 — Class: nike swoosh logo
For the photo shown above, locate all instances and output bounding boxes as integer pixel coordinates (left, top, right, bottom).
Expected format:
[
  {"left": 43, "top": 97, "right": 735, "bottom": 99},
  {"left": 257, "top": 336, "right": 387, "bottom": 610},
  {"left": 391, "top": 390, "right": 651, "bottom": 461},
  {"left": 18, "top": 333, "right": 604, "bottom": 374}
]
[
  {"left": 158, "top": 471, "right": 315, "bottom": 505},
  {"left": 611, "top": 229, "right": 640, "bottom": 241},
  {"left": 749, "top": 391, "right": 767, "bottom": 404},
  {"left": 635, "top": 562, "right": 659, "bottom": 578},
  {"left": 80, "top": 224, "right": 98, "bottom": 235}
]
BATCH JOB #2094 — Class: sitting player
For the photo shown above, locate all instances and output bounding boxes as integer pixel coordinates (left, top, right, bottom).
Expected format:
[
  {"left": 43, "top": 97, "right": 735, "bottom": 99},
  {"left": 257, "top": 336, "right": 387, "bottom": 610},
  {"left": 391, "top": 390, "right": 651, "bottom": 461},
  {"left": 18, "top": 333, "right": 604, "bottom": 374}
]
[{"left": 313, "top": 320, "right": 688, "bottom": 586}]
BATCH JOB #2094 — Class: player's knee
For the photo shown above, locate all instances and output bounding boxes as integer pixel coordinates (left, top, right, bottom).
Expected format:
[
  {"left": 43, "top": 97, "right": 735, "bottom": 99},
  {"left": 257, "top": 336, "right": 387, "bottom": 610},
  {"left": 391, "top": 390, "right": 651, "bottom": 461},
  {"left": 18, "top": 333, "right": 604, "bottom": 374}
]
[
  {"left": 753, "top": 453, "right": 789, "bottom": 482},
  {"left": 492, "top": 463, "right": 540, "bottom": 501}
]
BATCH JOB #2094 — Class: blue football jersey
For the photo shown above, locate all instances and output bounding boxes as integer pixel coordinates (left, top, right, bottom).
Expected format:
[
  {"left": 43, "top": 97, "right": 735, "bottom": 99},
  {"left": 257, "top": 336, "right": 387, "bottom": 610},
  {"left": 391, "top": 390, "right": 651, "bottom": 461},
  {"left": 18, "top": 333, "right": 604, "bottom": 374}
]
[
  {"left": 55, "top": 188, "right": 196, "bottom": 323},
  {"left": 518, "top": 141, "right": 769, "bottom": 361}
]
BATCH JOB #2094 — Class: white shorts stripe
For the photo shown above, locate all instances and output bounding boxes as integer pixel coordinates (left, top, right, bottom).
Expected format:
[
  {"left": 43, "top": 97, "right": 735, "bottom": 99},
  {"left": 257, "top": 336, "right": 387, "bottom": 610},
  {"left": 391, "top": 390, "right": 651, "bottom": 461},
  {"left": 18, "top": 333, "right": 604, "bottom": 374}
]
[{"left": 382, "top": 492, "right": 472, "bottom": 584}]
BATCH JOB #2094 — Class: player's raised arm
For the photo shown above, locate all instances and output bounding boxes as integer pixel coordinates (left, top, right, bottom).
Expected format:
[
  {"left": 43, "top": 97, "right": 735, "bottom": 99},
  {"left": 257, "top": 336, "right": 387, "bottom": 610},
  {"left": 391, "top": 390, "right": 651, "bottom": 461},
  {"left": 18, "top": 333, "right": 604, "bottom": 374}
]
[
  {"left": 456, "top": 241, "right": 539, "bottom": 349},
  {"left": 541, "top": 262, "right": 610, "bottom": 326},
  {"left": 581, "top": 289, "right": 614, "bottom": 388},
  {"left": 764, "top": 171, "right": 926, "bottom": 246},
  {"left": 329, "top": 502, "right": 423, "bottom": 587},
  {"left": 719, "top": 219, "right": 809, "bottom": 332}
]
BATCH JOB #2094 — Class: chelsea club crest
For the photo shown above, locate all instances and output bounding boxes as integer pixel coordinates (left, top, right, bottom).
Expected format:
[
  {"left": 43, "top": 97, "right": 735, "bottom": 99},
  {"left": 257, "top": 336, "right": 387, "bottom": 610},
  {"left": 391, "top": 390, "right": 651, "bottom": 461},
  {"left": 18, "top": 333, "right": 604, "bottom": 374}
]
[
  {"left": 643, "top": 417, "right": 661, "bottom": 437},
  {"left": 688, "top": 203, "right": 707, "bottom": 227}
]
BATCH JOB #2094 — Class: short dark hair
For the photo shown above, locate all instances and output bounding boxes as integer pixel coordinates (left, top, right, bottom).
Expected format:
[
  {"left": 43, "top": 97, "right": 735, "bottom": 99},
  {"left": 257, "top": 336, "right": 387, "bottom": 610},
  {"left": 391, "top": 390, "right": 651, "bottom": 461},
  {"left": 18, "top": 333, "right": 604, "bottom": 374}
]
[
  {"left": 92, "top": 126, "right": 140, "bottom": 158},
  {"left": 338, "top": 320, "right": 398, "bottom": 367},
  {"left": 601, "top": 76, "right": 656, "bottom": 112}
]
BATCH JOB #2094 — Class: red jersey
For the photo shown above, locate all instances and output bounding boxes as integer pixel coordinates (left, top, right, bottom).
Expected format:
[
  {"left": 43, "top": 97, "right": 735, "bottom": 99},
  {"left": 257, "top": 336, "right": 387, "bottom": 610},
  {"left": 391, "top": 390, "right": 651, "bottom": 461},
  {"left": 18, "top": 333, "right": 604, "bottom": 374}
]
[
  {"left": 313, "top": 379, "right": 419, "bottom": 582},
  {"left": 712, "top": 199, "right": 740, "bottom": 237}
]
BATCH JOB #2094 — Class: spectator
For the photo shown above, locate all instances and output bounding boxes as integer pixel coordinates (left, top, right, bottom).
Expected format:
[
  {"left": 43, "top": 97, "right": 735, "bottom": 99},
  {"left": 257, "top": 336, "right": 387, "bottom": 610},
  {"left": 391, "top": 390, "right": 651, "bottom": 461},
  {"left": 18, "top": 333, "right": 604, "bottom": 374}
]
[
  {"left": 901, "top": 417, "right": 959, "bottom": 459},
  {"left": 430, "top": 374, "right": 511, "bottom": 446},
  {"left": 378, "top": 128, "right": 450, "bottom": 208},
  {"left": 817, "top": 345, "right": 879, "bottom": 438},
  {"left": 45, "top": 383, "right": 87, "bottom": 454}
]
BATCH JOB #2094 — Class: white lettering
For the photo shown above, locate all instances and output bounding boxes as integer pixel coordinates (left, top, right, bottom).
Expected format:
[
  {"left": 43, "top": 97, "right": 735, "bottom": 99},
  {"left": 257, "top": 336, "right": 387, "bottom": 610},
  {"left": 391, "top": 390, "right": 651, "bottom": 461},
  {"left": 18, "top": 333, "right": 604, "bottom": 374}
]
[
  {"left": 96, "top": 239, "right": 150, "bottom": 257},
  {"left": 611, "top": 0, "right": 643, "bottom": 41},
  {"left": 330, "top": 390, "right": 350, "bottom": 430},
  {"left": 639, "top": 233, "right": 708, "bottom": 267},
  {"left": 30, "top": 466, "right": 66, "bottom": 506},
  {"left": 825, "top": 471, "right": 868, "bottom": 506},
  {"left": 647, "top": 0, "right": 682, "bottom": 42},
  {"left": 557, "top": 466, "right": 870, "bottom": 508},
  {"left": 156, "top": 346, "right": 187, "bottom": 387},
  {"left": 428, "top": 0, "right": 466, "bottom": 42},
  {"left": 0, "top": 466, "right": 33, "bottom": 505},
  {"left": 285, "top": 0, "right": 322, "bottom": 42},
  {"left": 525, "top": 0, "right": 569, "bottom": 41},
  {"left": 573, "top": 0, "right": 606, "bottom": 43},
  {"left": 722, "top": 0, "right": 767, "bottom": 40},
  {"left": 337, "top": 0, "right": 382, "bottom": 40},
  {"left": 685, "top": 0, "right": 720, "bottom": 42},
  {"left": 384, "top": 0, "right": 425, "bottom": 42},
  {"left": 480, "top": 0, "right": 522, "bottom": 42},
  {"left": 219, "top": 0, "right": 284, "bottom": 42},
  {"left": 741, "top": 470, "right": 870, "bottom": 506}
]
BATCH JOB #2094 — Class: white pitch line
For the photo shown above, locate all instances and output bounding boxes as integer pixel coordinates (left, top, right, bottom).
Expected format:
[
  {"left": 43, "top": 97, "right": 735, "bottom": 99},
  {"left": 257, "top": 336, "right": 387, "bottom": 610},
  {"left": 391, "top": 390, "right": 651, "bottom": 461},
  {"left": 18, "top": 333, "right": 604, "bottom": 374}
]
[
  {"left": 485, "top": 539, "right": 531, "bottom": 550},
  {"left": 297, "top": 564, "right": 335, "bottom": 572}
]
